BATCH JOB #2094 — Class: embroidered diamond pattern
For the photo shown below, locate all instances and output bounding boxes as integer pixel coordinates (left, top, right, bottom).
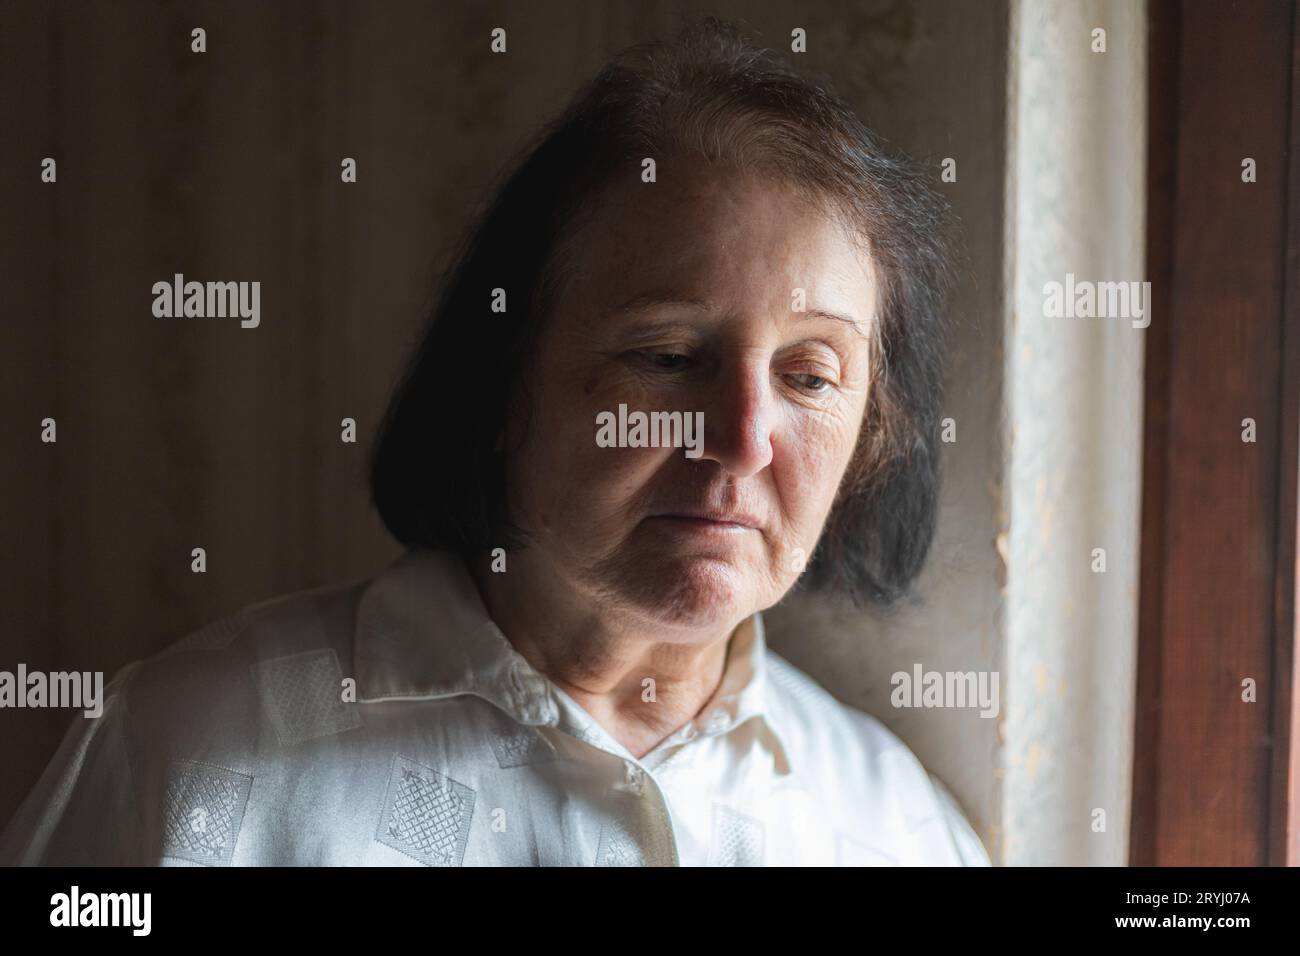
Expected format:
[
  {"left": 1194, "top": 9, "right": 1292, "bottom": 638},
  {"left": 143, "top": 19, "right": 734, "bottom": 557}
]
[
  {"left": 254, "top": 649, "right": 362, "bottom": 745},
  {"left": 490, "top": 728, "right": 554, "bottom": 769},
  {"left": 596, "top": 820, "right": 644, "bottom": 866},
  {"left": 377, "top": 756, "right": 475, "bottom": 866},
  {"left": 712, "top": 804, "right": 764, "bottom": 866},
  {"left": 162, "top": 760, "right": 252, "bottom": 866}
]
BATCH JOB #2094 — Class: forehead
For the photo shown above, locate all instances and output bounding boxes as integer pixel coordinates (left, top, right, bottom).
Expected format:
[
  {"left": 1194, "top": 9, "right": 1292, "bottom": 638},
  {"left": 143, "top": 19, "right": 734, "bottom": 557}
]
[{"left": 550, "top": 161, "right": 877, "bottom": 317}]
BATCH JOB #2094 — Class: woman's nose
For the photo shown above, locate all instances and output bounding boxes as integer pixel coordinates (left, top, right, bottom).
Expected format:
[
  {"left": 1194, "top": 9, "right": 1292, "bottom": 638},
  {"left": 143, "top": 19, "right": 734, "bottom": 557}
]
[{"left": 695, "top": 359, "right": 774, "bottom": 477}]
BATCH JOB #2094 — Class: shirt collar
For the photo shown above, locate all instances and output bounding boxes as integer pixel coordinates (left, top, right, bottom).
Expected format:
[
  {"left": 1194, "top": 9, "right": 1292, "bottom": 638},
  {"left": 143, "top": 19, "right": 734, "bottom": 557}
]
[{"left": 353, "top": 547, "right": 795, "bottom": 770}]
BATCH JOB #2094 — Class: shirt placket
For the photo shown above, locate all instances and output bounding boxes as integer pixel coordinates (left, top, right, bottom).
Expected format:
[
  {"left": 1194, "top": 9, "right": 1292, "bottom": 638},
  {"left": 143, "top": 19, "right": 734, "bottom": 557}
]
[{"left": 545, "top": 689, "right": 683, "bottom": 866}]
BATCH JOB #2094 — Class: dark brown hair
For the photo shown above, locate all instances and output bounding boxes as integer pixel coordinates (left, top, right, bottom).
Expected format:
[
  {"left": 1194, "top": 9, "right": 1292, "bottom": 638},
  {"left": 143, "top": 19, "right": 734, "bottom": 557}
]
[{"left": 370, "top": 18, "right": 956, "bottom": 608}]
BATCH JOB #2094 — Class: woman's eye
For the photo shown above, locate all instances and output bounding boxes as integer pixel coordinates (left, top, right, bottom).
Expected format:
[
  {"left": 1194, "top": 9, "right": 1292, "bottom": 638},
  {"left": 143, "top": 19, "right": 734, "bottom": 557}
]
[
  {"left": 790, "top": 373, "right": 831, "bottom": 393},
  {"left": 645, "top": 352, "right": 690, "bottom": 371}
]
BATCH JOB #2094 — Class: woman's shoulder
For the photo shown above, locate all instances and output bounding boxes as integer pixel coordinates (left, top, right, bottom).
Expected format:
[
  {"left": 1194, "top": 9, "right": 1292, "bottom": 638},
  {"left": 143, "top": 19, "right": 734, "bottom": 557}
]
[
  {"left": 0, "top": 573, "right": 380, "bottom": 865},
  {"left": 762, "top": 650, "right": 991, "bottom": 865},
  {"left": 151, "top": 573, "right": 372, "bottom": 664},
  {"left": 120, "top": 573, "right": 375, "bottom": 736}
]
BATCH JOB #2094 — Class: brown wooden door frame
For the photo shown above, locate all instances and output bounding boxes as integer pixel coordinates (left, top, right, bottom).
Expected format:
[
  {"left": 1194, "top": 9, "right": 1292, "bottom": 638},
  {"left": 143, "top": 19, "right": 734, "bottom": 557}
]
[
  {"left": 1272, "top": 0, "right": 1300, "bottom": 869},
  {"left": 1133, "top": 0, "right": 1300, "bottom": 866}
]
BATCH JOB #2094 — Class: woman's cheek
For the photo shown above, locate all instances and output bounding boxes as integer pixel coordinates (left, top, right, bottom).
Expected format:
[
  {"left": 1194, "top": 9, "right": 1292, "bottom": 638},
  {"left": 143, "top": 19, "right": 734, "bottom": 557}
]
[
  {"left": 573, "top": 420, "right": 673, "bottom": 525},
  {"left": 780, "top": 421, "right": 856, "bottom": 530}
]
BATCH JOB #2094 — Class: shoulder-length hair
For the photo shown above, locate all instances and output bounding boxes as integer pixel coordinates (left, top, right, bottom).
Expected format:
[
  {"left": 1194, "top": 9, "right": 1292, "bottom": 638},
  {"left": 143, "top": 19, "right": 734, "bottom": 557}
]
[{"left": 370, "top": 18, "right": 956, "bottom": 609}]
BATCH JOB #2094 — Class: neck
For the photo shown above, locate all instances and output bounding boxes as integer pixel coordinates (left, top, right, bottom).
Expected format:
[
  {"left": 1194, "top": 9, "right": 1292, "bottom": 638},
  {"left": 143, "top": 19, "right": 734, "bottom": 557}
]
[{"left": 468, "top": 549, "right": 739, "bottom": 759}]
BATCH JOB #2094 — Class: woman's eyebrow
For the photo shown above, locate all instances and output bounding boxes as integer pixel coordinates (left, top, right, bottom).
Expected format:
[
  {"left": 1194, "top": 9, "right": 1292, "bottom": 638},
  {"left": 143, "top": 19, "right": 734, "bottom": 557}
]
[
  {"left": 608, "top": 293, "right": 868, "bottom": 338},
  {"left": 609, "top": 292, "right": 713, "bottom": 317},
  {"left": 804, "top": 308, "right": 870, "bottom": 339}
]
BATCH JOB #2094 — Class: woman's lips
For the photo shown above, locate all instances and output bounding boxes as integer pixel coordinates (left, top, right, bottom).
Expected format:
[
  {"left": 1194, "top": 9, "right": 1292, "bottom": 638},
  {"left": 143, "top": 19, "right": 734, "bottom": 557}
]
[{"left": 646, "top": 514, "right": 760, "bottom": 533}]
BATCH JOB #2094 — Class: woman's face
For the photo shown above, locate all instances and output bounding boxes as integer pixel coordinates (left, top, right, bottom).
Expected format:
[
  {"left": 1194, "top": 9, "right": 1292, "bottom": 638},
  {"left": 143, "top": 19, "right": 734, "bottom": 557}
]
[{"left": 504, "top": 160, "right": 878, "bottom": 636}]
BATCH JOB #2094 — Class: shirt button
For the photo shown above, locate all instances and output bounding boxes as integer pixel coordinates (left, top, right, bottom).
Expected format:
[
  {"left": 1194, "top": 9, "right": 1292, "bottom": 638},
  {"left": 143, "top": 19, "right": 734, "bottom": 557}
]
[
  {"left": 702, "top": 708, "right": 730, "bottom": 734},
  {"left": 520, "top": 703, "right": 549, "bottom": 724}
]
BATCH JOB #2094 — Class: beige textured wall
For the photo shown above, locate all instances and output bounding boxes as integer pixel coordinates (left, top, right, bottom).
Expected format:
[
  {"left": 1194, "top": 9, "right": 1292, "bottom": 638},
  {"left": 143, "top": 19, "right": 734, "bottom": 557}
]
[{"left": 0, "top": 0, "right": 1008, "bottom": 849}]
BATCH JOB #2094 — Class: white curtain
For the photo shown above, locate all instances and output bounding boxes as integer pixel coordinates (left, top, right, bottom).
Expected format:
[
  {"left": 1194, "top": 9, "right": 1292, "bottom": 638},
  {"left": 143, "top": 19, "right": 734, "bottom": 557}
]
[{"left": 1002, "top": 0, "right": 1147, "bottom": 865}]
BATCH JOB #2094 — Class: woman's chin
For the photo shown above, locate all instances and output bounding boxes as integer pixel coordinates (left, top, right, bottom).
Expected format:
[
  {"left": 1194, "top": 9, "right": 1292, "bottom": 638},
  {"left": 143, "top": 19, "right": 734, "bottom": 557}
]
[{"left": 603, "top": 552, "right": 757, "bottom": 631}]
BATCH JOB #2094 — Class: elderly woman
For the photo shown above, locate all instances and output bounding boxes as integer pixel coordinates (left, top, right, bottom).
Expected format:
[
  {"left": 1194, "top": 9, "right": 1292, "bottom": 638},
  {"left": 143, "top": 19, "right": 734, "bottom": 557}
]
[{"left": 1, "top": 21, "right": 988, "bottom": 867}]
